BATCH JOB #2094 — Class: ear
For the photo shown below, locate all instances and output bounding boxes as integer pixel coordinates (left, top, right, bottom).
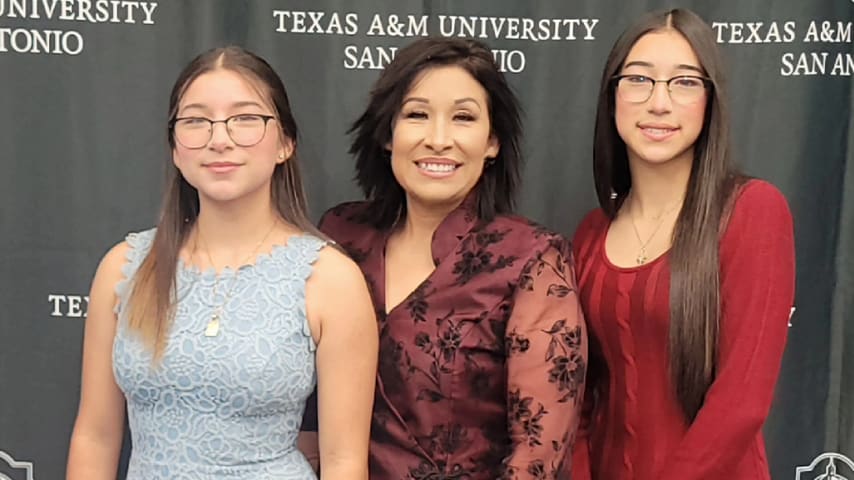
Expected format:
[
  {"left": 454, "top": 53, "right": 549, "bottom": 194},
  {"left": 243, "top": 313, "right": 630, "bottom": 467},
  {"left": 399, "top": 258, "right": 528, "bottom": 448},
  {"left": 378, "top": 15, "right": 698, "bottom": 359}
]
[
  {"left": 485, "top": 134, "right": 500, "bottom": 160},
  {"left": 278, "top": 137, "right": 295, "bottom": 164}
]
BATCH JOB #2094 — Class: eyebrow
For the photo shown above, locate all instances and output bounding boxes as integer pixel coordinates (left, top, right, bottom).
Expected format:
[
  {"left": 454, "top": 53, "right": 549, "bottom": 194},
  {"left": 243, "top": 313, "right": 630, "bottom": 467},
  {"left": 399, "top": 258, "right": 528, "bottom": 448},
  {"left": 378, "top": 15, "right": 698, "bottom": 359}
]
[
  {"left": 401, "top": 97, "right": 483, "bottom": 108},
  {"left": 179, "top": 100, "right": 266, "bottom": 114},
  {"left": 623, "top": 60, "right": 705, "bottom": 74}
]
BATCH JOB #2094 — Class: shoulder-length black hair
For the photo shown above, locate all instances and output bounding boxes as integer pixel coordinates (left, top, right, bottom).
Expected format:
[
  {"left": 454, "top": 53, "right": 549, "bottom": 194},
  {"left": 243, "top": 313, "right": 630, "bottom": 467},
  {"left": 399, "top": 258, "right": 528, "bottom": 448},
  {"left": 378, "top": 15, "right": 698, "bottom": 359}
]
[{"left": 349, "top": 37, "right": 523, "bottom": 229}]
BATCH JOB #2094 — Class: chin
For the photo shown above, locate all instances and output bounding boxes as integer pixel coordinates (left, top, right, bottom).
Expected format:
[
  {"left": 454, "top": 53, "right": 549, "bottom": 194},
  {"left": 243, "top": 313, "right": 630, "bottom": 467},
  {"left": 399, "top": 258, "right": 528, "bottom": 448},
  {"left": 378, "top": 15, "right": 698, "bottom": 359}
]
[
  {"left": 197, "top": 187, "right": 246, "bottom": 203},
  {"left": 409, "top": 188, "right": 469, "bottom": 209},
  {"left": 633, "top": 147, "right": 693, "bottom": 166}
]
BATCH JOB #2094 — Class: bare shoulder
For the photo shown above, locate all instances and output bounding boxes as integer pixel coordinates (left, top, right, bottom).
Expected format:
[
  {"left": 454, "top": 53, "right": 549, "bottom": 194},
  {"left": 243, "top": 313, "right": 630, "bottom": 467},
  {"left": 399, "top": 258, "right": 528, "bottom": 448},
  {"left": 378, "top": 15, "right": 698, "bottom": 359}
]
[
  {"left": 304, "top": 243, "right": 375, "bottom": 342},
  {"left": 308, "top": 244, "right": 369, "bottom": 293},
  {"left": 86, "top": 239, "right": 134, "bottom": 328},
  {"left": 93, "top": 240, "right": 132, "bottom": 287}
]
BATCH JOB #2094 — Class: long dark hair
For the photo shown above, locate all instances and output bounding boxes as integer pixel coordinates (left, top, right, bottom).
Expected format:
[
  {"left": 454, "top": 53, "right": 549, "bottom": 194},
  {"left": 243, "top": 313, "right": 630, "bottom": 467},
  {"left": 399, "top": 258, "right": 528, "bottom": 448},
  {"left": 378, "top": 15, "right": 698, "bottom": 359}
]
[
  {"left": 593, "top": 9, "right": 743, "bottom": 421},
  {"left": 349, "top": 37, "right": 523, "bottom": 229},
  {"left": 127, "top": 46, "right": 325, "bottom": 358}
]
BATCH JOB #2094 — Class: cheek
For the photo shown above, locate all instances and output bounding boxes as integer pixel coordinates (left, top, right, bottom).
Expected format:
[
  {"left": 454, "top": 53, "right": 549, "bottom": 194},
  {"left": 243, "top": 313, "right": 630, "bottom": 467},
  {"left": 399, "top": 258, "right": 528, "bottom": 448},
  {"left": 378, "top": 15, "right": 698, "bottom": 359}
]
[
  {"left": 172, "top": 147, "right": 191, "bottom": 169},
  {"left": 681, "top": 101, "right": 708, "bottom": 136},
  {"left": 389, "top": 124, "right": 418, "bottom": 154},
  {"left": 688, "top": 102, "right": 707, "bottom": 124},
  {"left": 459, "top": 127, "right": 493, "bottom": 159},
  {"left": 614, "top": 101, "right": 636, "bottom": 141},
  {"left": 389, "top": 148, "right": 410, "bottom": 181}
]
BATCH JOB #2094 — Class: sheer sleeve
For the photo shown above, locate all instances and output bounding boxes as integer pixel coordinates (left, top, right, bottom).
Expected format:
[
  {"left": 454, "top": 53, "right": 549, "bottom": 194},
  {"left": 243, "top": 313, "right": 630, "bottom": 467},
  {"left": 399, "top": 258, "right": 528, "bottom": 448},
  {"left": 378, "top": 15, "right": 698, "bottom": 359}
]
[{"left": 502, "top": 238, "right": 588, "bottom": 479}]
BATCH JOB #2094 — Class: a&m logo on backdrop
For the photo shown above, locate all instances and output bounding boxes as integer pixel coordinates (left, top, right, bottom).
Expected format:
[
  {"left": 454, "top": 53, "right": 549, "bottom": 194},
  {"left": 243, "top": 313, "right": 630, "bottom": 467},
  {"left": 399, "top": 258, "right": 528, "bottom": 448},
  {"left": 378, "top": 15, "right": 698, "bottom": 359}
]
[
  {"left": 796, "top": 452, "right": 854, "bottom": 480},
  {"left": 0, "top": 450, "right": 34, "bottom": 480}
]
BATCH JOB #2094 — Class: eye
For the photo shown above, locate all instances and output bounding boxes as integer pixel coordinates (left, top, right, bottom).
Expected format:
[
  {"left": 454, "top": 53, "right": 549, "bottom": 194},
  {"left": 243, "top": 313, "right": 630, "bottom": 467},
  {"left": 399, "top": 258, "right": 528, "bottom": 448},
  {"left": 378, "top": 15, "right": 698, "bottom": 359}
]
[
  {"left": 404, "top": 110, "right": 428, "bottom": 119},
  {"left": 176, "top": 117, "right": 210, "bottom": 129},
  {"left": 672, "top": 76, "right": 704, "bottom": 88},
  {"left": 453, "top": 112, "right": 476, "bottom": 122},
  {"left": 623, "top": 74, "right": 650, "bottom": 84},
  {"left": 180, "top": 117, "right": 208, "bottom": 125},
  {"left": 231, "top": 114, "right": 264, "bottom": 124}
]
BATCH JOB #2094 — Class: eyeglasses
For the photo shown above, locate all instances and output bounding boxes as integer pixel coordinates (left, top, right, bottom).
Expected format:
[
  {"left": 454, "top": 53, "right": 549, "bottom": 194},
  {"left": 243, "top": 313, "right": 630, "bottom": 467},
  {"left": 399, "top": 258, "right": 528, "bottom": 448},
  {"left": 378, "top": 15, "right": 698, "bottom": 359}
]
[
  {"left": 169, "top": 114, "right": 276, "bottom": 149},
  {"left": 612, "top": 74, "right": 712, "bottom": 105}
]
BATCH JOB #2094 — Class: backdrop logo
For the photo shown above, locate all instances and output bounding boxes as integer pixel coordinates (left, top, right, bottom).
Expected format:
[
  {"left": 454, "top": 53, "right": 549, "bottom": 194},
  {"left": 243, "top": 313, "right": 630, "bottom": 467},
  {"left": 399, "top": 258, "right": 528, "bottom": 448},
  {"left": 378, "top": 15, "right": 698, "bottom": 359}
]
[
  {"left": 0, "top": 450, "right": 34, "bottom": 480},
  {"left": 0, "top": 0, "right": 159, "bottom": 56},
  {"left": 48, "top": 294, "right": 89, "bottom": 318},
  {"left": 711, "top": 19, "right": 854, "bottom": 76},
  {"left": 273, "top": 10, "right": 600, "bottom": 73},
  {"left": 796, "top": 452, "right": 854, "bottom": 479}
]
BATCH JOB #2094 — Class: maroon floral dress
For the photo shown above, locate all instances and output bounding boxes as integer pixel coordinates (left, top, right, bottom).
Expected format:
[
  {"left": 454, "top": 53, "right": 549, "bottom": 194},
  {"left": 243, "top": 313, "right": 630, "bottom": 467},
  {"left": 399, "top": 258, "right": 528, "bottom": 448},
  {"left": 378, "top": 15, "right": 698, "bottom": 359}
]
[{"left": 314, "top": 198, "right": 587, "bottom": 479}]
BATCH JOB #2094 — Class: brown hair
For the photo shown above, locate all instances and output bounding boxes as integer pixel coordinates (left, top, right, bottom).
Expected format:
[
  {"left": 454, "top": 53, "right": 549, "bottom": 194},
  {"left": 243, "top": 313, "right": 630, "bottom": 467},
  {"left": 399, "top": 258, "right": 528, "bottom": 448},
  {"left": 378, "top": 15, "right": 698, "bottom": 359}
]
[
  {"left": 126, "top": 46, "right": 325, "bottom": 358},
  {"left": 592, "top": 9, "right": 744, "bottom": 420},
  {"left": 349, "top": 37, "right": 523, "bottom": 229}
]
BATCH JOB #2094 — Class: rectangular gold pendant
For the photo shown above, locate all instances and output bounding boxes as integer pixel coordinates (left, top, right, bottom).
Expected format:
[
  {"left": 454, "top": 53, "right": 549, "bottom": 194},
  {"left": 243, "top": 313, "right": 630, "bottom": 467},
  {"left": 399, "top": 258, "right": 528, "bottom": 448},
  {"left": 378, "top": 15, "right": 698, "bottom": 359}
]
[{"left": 204, "top": 315, "right": 220, "bottom": 337}]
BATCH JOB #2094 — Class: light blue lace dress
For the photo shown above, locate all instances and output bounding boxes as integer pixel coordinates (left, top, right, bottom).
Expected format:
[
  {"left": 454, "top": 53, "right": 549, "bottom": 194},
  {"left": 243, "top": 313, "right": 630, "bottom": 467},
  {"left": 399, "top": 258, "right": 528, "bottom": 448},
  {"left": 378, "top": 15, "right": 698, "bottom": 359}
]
[{"left": 112, "top": 228, "right": 324, "bottom": 479}]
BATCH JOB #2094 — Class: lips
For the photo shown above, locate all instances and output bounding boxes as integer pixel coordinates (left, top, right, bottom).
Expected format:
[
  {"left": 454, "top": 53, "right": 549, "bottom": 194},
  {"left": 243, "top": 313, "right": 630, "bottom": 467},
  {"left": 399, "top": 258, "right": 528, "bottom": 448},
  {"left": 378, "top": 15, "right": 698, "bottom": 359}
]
[
  {"left": 204, "top": 162, "right": 241, "bottom": 174},
  {"left": 638, "top": 123, "right": 679, "bottom": 141}
]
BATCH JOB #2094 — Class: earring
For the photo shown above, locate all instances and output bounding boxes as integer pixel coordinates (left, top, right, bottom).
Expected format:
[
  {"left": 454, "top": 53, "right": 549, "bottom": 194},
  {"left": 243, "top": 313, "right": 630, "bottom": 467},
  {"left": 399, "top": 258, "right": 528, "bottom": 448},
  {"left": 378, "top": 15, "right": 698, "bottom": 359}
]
[
  {"left": 278, "top": 153, "right": 285, "bottom": 160},
  {"left": 610, "top": 191, "right": 618, "bottom": 200}
]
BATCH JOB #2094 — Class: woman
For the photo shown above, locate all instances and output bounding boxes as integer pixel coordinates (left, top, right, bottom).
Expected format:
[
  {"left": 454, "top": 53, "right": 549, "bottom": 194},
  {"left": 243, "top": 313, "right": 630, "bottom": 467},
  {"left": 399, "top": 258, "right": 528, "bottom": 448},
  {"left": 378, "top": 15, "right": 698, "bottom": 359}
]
[
  {"left": 571, "top": 9, "right": 795, "bottom": 480},
  {"left": 303, "top": 37, "right": 587, "bottom": 480},
  {"left": 66, "top": 46, "right": 377, "bottom": 479}
]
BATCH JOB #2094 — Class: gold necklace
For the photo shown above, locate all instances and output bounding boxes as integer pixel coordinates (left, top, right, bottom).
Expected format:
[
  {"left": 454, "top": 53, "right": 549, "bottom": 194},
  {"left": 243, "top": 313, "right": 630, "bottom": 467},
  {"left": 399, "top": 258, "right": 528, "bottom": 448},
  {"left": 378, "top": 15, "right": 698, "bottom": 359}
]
[
  {"left": 195, "top": 220, "right": 279, "bottom": 337},
  {"left": 628, "top": 200, "right": 681, "bottom": 265}
]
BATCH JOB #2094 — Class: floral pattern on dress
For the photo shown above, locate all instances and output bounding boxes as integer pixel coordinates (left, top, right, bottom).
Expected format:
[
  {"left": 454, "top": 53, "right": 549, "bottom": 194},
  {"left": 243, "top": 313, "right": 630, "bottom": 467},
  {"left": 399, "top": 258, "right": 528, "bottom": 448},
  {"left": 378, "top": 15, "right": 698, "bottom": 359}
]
[{"left": 313, "top": 199, "right": 587, "bottom": 480}]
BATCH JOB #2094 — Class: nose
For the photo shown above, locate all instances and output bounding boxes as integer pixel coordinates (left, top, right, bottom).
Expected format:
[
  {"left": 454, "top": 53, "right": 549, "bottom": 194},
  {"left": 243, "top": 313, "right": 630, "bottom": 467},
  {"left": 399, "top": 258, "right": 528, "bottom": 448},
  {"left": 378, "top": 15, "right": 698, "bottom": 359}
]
[
  {"left": 424, "top": 117, "right": 452, "bottom": 152},
  {"left": 647, "top": 81, "right": 673, "bottom": 114},
  {"left": 208, "top": 121, "right": 233, "bottom": 151}
]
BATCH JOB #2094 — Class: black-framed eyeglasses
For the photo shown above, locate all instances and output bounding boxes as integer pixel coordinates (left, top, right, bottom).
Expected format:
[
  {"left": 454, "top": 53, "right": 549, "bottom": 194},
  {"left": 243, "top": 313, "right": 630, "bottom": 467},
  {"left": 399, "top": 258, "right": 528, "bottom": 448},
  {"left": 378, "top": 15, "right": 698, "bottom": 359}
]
[
  {"left": 169, "top": 114, "right": 277, "bottom": 149},
  {"left": 612, "top": 74, "right": 712, "bottom": 105}
]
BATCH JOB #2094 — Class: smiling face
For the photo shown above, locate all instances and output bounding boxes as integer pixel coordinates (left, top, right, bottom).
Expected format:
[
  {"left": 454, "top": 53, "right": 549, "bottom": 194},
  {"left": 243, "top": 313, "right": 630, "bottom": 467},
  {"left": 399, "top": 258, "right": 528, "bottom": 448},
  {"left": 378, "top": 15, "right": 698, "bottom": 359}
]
[
  {"left": 614, "top": 29, "right": 708, "bottom": 170},
  {"left": 388, "top": 65, "right": 500, "bottom": 213},
  {"left": 171, "top": 68, "right": 293, "bottom": 205}
]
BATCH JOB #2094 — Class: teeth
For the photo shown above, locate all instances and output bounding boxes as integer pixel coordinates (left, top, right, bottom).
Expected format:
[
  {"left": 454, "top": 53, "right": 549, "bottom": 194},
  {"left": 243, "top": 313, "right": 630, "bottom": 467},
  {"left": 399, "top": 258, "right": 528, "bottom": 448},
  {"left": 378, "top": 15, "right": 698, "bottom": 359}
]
[{"left": 418, "top": 162, "right": 456, "bottom": 172}]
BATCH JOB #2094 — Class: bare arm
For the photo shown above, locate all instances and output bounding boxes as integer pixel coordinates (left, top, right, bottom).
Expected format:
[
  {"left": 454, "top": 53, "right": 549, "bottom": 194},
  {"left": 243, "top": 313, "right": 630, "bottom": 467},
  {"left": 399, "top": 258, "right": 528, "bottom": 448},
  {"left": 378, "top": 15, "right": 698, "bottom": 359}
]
[
  {"left": 305, "top": 247, "right": 378, "bottom": 480},
  {"left": 66, "top": 242, "right": 129, "bottom": 479}
]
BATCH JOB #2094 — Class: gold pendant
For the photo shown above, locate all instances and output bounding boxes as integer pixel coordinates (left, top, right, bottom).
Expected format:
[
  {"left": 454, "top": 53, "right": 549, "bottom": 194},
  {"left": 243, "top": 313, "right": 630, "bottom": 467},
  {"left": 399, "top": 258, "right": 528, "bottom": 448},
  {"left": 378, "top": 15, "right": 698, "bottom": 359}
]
[
  {"left": 636, "top": 251, "right": 648, "bottom": 265},
  {"left": 204, "top": 314, "right": 220, "bottom": 337}
]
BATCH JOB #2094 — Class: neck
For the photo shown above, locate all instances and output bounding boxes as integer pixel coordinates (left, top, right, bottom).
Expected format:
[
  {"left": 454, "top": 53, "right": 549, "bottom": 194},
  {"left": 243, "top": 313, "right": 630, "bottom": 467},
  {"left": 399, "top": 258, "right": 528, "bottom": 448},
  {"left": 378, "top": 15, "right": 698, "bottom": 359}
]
[
  {"left": 194, "top": 193, "right": 281, "bottom": 258},
  {"left": 626, "top": 151, "right": 692, "bottom": 218},
  {"left": 397, "top": 196, "right": 461, "bottom": 243}
]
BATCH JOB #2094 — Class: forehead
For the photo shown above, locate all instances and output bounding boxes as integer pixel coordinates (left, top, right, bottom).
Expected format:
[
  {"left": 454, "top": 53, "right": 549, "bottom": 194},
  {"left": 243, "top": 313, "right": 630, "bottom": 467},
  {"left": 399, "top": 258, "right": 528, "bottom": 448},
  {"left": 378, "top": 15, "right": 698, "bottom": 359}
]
[
  {"left": 179, "top": 68, "right": 270, "bottom": 109},
  {"left": 406, "top": 65, "right": 488, "bottom": 101},
  {"left": 623, "top": 30, "right": 702, "bottom": 71}
]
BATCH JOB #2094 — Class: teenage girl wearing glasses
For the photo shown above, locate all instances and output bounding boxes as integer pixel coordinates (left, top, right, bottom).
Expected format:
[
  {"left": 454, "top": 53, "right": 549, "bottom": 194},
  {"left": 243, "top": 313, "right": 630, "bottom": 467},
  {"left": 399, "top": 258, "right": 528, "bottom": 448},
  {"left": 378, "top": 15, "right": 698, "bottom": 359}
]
[
  {"left": 571, "top": 9, "right": 795, "bottom": 480},
  {"left": 66, "top": 46, "right": 377, "bottom": 480}
]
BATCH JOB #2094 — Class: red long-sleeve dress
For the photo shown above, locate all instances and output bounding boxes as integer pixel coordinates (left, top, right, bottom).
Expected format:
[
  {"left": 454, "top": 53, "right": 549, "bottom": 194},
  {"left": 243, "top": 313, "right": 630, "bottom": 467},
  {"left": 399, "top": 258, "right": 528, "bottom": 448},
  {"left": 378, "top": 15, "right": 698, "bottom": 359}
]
[{"left": 570, "top": 180, "right": 795, "bottom": 480}]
